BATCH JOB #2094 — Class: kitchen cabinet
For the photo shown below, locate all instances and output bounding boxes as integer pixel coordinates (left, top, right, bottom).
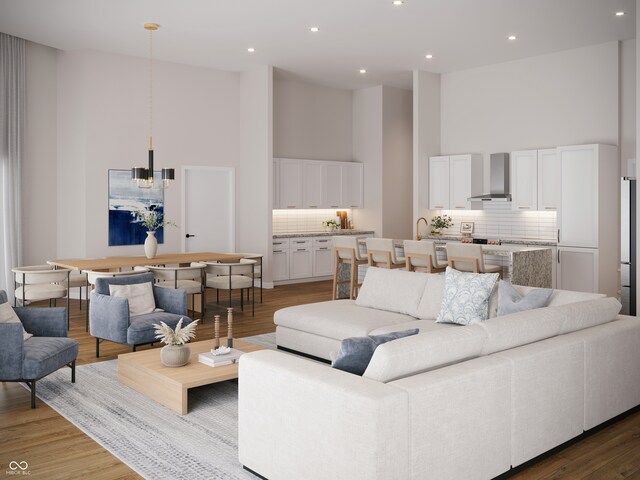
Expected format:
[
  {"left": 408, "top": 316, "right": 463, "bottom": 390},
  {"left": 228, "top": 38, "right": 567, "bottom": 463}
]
[
  {"left": 557, "top": 247, "right": 598, "bottom": 294},
  {"left": 511, "top": 150, "right": 538, "bottom": 211},
  {"left": 272, "top": 238, "right": 290, "bottom": 281},
  {"left": 429, "top": 154, "right": 482, "bottom": 210},
  {"left": 342, "top": 163, "right": 364, "bottom": 208},
  {"left": 537, "top": 148, "right": 560, "bottom": 211},
  {"left": 278, "top": 159, "right": 303, "bottom": 209},
  {"left": 273, "top": 159, "right": 280, "bottom": 208},
  {"left": 429, "top": 156, "right": 450, "bottom": 209},
  {"left": 289, "top": 238, "right": 313, "bottom": 279},
  {"left": 302, "top": 162, "right": 324, "bottom": 208},
  {"left": 312, "top": 237, "right": 334, "bottom": 276},
  {"left": 325, "top": 164, "right": 343, "bottom": 208}
]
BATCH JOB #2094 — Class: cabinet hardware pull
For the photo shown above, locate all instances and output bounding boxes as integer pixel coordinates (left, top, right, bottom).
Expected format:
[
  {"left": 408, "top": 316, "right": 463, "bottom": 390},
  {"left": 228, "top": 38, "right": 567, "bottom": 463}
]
[
  {"left": 350, "top": 205, "right": 358, "bottom": 207},
  {"left": 330, "top": 205, "right": 339, "bottom": 208},
  {"left": 518, "top": 206, "right": 530, "bottom": 209},
  {"left": 434, "top": 205, "right": 444, "bottom": 209},
  {"left": 273, "top": 250, "right": 283, "bottom": 253},
  {"left": 558, "top": 251, "right": 560, "bottom": 263},
  {"left": 544, "top": 206, "right": 556, "bottom": 210},
  {"left": 297, "top": 248, "right": 306, "bottom": 251},
  {"left": 287, "top": 206, "right": 296, "bottom": 208},
  {"left": 319, "top": 247, "right": 329, "bottom": 250},
  {"left": 557, "top": 229, "right": 560, "bottom": 243},
  {"left": 308, "top": 206, "right": 317, "bottom": 208},
  {"left": 455, "top": 206, "right": 465, "bottom": 209}
]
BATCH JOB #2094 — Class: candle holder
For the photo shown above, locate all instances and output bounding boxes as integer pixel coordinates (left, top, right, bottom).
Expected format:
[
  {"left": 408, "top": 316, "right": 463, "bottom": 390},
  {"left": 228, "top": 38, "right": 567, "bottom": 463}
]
[
  {"left": 227, "top": 308, "right": 234, "bottom": 348},
  {"left": 214, "top": 315, "right": 220, "bottom": 349}
]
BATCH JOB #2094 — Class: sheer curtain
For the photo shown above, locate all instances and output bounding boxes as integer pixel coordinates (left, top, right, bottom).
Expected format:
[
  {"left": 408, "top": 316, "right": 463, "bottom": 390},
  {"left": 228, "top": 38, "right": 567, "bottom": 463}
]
[{"left": 0, "top": 33, "right": 25, "bottom": 303}]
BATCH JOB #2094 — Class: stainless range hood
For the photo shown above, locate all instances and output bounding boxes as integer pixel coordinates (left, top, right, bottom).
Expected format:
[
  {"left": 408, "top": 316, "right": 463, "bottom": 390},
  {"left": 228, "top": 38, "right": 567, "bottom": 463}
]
[{"left": 468, "top": 153, "right": 511, "bottom": 202}]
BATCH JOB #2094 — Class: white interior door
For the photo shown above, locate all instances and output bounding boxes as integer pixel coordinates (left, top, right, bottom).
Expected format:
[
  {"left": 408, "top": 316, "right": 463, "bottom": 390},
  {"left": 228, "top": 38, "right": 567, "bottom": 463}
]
[{"left": 182, "top": 166, "right": 235, "bottom": 253}]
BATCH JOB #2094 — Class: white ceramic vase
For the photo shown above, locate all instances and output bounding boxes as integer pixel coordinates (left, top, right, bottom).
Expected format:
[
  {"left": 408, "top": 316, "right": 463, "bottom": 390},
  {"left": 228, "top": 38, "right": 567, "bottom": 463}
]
[
  {"left": 160, "top": 344, "right": 191, "bottom": 367},
  {"left": 144, "top": 231, "right": 158, "bottom": 259}
]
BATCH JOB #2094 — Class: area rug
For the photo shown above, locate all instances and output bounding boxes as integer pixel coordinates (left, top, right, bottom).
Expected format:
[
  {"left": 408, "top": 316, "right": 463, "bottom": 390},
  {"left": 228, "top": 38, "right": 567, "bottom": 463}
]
[{"left": 30, "top": 333, "right": 276, "bottom": 480}]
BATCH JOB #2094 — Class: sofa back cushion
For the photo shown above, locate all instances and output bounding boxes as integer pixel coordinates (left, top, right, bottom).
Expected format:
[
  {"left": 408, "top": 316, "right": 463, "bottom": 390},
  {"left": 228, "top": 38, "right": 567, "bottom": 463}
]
[
  {"left": 356, "top": 267, "right": 428, "bottom": 317},
  {"left": 95, "top": 272, "right": 156, "bottom": 295},
  {"left": 363, "top": 325, "right": 487, "bottom": 383},
  {"left": 415, "top": 273, "right": 446, "bottom": 320}
]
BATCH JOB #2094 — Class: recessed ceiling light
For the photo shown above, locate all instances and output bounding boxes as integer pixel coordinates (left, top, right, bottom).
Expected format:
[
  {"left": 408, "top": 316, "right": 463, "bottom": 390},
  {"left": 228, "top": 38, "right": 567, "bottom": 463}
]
[
  {"left": 615, "top": 11, "right": 625, "bottom": 16},
  {"left": 310, "top": 26, "right": 320, "bottom": 32},
  {"left": 425, "top": 54, "right": 434, "bottom": 59},
  {"left": 392, "top": 1, "right": 404, "bottom": 5},
  {"left": 507, "top": 35, "right": 517, "bottom": 41},
  {"left": 247, "top": 47, "right": 256, "bottom": 53},
  {"left": 359, "top": 69, "right": 367, "bottom": 74}
]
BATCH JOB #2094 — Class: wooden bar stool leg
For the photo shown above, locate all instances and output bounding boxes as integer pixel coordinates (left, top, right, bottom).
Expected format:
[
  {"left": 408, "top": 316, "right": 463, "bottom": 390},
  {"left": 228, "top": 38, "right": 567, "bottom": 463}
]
[
  {"left": 332, "top": 253, "right": 340, "bottom": 300},
  {"left": 350, "top": 261, "right": 356, "bottom": 300}
]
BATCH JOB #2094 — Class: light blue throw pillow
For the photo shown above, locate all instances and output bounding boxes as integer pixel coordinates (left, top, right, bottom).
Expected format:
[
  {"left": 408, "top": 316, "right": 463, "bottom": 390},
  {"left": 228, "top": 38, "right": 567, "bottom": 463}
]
[
  {"left": 497, "top": 281, "right": 553, "bottom": 316},
  {"left": 436, "top": 267, "right": 499, "bottom": 325},
  {"left": 332, "top": 329, "right": 419, "bottom": 376}
]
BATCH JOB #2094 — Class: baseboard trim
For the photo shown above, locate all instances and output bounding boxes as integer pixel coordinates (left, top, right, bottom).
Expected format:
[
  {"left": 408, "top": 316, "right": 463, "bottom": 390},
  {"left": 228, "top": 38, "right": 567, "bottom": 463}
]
[
  {"left": 243, "top": 465, "right": 268, "bottom": 479},
  {"left": 276, "top": 345, "right": 332, "bottom": 364}
]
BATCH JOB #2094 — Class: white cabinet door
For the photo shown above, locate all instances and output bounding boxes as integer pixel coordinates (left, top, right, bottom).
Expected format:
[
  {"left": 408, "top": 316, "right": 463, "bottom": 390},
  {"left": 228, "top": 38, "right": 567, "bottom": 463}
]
[
  {"left": 313, "top": 247, "right": 333, "bottom": 276},
  {"left": 342, "top": 163, "right": 364, "bottom": 208},
  {"left": 537, "top": 148, "right": 560, "bottom": 211},
  {"left": 273, "top": 159, "right": 280, "bottom": 208},
  {"left": 551, "top": 246, "right": 557, "bottom": 289},
  {"left": 289, "top": 249, "right": 313, "bottom": 279},
  {"left": 558, "top": 145, "right": 598, "bottom": 248},
  {"left": 272, "top": 250, "right": 290, "bottom": 281},
  {"left": 511, "top": 150, "right": 538, "bottom": 211},
  {"left": 279, "top": 159, "right": 303, "bottom": 209},
  {"left": 429, "top": 156, "right": 450, "bottom": 209},
  {"left": 325, "top": 163, "right": 342, "bottom": 208},
  {"left": 557, "top": 247, "right": 598, "bottom": 293},
  {"left": 302, "top": 162, "right": 323, "bottom": 209},
  {"left": 450, "top": 155, "right": 473, "bottom": 210}
]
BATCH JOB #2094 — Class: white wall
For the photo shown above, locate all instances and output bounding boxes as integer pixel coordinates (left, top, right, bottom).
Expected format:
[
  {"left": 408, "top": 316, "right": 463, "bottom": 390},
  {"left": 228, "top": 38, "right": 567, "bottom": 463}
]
[
  {"left": 55, "top": 50, "right": 241, "bottom": 259},
  {"left": 273, "top": 74, "right": 352, "bottom": 161},
  {"left": 382, "top": 86, "right": 413, "bottom": 240},
  {"left": 441, "top": 42, "right": 619, "bottom": 188},
  {"left": 622, "top": 39, "right": 636, "bottom": 175},
  {"left": 23, "top": 41, "right": 57, "bottom": 265}
]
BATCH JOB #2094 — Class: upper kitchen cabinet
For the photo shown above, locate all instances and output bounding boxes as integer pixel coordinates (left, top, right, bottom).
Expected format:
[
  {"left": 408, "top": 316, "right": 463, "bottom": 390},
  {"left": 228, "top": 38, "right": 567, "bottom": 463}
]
[
  {"left": 511, "top": 150, "right": 538, "bottom": 211},
  {"left": 429, "top": 156, "right": 450, "bottom": 209},
  {"left": 273, "top": 159, "right": 280, "bottom": 208},
  {"left": 537, "top": 148, "right": 560, "bottom": 211},
  {"left": 341, "top": 163, "right": 364, "bottom": 208},
  {"left": 278, "top": 159, "right": 303, "bottom": 209},
  {"left": 449, "top": 154, "right": 483, "bottom": 210},
  {"left": 302, "top": 162, "right": 324, "bottom": 208},
  {"left": 324, "top": 163, "right": 343, "bottom": 208}
]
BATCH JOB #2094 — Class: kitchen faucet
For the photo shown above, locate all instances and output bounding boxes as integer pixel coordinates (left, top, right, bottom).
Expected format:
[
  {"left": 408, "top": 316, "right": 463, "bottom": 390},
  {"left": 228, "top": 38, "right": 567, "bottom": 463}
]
[{"left": 416, "top": 217, "right": 428, "bottom": 240}]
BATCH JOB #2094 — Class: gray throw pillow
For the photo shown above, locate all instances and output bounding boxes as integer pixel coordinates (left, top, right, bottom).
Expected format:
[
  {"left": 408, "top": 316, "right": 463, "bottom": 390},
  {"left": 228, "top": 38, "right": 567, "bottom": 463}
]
[
  {"left": 497, "top": 281, "right": 553, "bottom": 316},
  {"left": 436, "top": 267, "right": 500, "bottom": 325},
  {"left": 332, "top": 329, "right": 419, "bottom": 376}
]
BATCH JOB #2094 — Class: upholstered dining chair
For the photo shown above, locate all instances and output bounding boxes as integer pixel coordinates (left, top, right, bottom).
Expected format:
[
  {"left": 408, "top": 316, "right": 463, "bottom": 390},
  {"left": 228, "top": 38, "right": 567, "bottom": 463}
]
[
  {"left": 0, "top": 290, "right": 78, "bottom": 408},
  {"left": 232, "top": 253, "right": 263, "bottom": 303},
  {"left": 198, "top": 260, "right": 257, "bottom": 316},
  {"left": 89, "top": 272, "right": 191, "bottom": 357},
  {"left": 403, "top": 240, "right": 447, "bottom": 273},
  {"left": 12, "top": 265, "right": 72, "bottom": 325},
  {"left": 365, "top": 238, "right": 405, "bottom": 269},
  {"left": 144, "top": 265, "right": 206, "bottom": 320},
  {"left": 445, "top": 243, "right": 503, "bottom": 278},
  {"left": 332, "top": 236, "right": 368, "bottom": 300}
]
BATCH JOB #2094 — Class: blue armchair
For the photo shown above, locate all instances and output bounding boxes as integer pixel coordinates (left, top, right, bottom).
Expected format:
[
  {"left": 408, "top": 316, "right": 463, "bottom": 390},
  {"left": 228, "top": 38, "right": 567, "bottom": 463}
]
[
  {"left": 89, "top": 272, "right": 192, "bottom": 357},
  {"left": 0, "top": 290, "right": 78, "bottom": 408}
]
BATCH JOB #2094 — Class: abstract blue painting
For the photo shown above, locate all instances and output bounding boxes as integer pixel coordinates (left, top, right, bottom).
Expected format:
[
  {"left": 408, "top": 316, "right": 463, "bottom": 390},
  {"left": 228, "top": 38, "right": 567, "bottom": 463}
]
[{"left": 108, "top": 170, "right": 165, "bottom": 246}]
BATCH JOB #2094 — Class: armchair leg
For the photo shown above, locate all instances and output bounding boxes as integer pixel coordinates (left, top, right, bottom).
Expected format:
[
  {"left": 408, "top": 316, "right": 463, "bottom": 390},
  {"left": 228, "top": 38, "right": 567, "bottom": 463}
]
[
  {"left": 96, "top": 338, "right": 100, "bottom": 358},
  {"left": 132, "top": 345, "right": 137, "bottom": 352},
  {"left": 30, "top": 381, "right": 36, "bottom": 409},
  {"left": 69, "top": 360, "right": 76, "bottom": 383}
]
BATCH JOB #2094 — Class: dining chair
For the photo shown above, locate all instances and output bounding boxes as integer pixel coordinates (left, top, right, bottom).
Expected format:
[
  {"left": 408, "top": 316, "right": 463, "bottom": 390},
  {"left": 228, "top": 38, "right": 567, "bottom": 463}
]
[
  {"left": 403, "top": 240, "right": 447, "bottom": 273},
  {"left": 144, "top": 265, "right": 206, "bottom": 321},
  {"left": 232, "top": 253, "right": 263, "bottom": 303},
  {"left": 365, "top": 238, "right": 405, "bottom": 269},
  {"left": 332, "top": 236, "right": 368, "bottom": 300},
  {"left": 12, "top": 265, "right": 72, "bottom": 325},
  {"left": 199, "top": 260, "right": 257, "bottom": 316},
  {"left": 445, "top": 243, "right": 503, "bottom": 277}
]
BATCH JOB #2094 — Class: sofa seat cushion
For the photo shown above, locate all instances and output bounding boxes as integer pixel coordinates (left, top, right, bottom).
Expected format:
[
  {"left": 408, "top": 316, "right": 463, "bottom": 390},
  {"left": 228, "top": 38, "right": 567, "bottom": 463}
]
[
  {"left": 15, "top": 284, "right": 67, "bottom": 302},
  {"left": 22, "top": 337, "right": 78, "bottom": 380},
  {"left": 364, "top": 325, "right": 487, "bottom": 383},
  {"left": 127, "top": 312, "right": 191, "bottom": 345},
  {"left": 274, "top": 300, "right": 415, "bottom": 340},
  {"left": 368, "top": 319, "right": 453, "bottom": 336},
  {"left": 355, "top": 267, "right": 428, "bottom": 317}
]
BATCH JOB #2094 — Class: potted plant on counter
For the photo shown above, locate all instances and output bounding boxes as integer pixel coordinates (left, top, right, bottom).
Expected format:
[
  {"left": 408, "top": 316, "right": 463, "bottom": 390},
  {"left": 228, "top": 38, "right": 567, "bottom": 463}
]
[
  {"left": 430, "top": 214, "right": 453, "bottom": 235},
  {"left": 322, "top": 218, "right": 338, "bottom": 232},
  {"left": 136, "top": 209, "right": 177, "bottom": 259}
]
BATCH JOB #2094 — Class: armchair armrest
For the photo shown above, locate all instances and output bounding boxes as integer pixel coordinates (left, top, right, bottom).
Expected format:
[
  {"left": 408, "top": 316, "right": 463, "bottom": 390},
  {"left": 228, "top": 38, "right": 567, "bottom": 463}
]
[
  {"left": 89, "top": 292, "right": 130, "bottom": 343},
  {"left": 0, "top": 323, "right": 24, "bottom": 380},
  {"left": 15, "top": 307, "right": 67, "bottom": 337},
  {"left": 238, "top": 350, "right": 410, "bottom": 480},
  {"left": 153, "top": 286, "right": 187, "bottom": 315}
]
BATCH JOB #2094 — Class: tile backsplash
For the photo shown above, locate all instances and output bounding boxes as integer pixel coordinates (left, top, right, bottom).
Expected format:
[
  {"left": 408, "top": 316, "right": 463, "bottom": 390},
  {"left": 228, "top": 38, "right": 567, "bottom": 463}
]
[
  {"left": 438, "top": 203, "right": 557, "bottom": 241},
  {"left": 273, "top": 209, "right": 353, "bottom": 234}
]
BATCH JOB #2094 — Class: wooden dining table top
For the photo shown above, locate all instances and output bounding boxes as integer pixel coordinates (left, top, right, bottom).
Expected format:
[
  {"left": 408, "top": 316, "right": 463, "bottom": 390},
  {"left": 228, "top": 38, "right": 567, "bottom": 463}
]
[{"left": 48, "top": 252, "right": 243, "bottom": 272}]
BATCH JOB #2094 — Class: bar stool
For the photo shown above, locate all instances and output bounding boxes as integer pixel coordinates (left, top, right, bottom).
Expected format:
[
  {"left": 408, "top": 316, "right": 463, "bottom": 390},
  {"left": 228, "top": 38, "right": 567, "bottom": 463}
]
[
  {"left": 332, "top": 236, "right": 368, "bottom": 300},
  {"left": 445, "top": 243, "right": 503, "bottom": 278},
  {"left": 366, "top": 238, "right": 405, "bottom": 269},
  {"left": 403, "top": 240, "right": 447, "bottom": 273}
]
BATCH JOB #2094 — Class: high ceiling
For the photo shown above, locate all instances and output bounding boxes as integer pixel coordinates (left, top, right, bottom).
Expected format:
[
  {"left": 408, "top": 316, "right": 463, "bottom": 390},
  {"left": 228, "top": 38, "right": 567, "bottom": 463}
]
[{"left": 0, "top": 0, "right": 635, "bottom": 89}]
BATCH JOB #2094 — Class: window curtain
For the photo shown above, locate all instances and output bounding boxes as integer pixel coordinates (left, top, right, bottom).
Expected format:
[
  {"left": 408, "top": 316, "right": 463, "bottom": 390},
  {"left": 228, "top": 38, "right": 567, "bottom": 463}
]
[{"left": 0, "top": 33, "right": 25, "bottom": 303}]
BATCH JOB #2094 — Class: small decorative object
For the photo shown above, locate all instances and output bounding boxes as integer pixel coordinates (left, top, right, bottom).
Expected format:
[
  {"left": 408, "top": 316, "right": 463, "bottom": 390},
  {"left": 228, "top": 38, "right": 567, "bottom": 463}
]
[
  {"left": 460, "top": 221, "right": 474, "bottom": 236},
  {"left": 430, "top": 214, "right": 453, "bottom": 235},
  {"left": 136, "top": 209, "right": 177, "bottom": 259},
  {"left": 211, "top": 346, "right": 231, "bottom": 356},
  {"left": 213, "top": 314, "right": 221, "bottom": 349},
  {"left": 154, "top": 318, "right": 199, "bottom": 368},
  {"left": 227, "top": 308, "right": 234, "bottom": 348},
  {"left": 322, "top": 218, "right": 338, "bottom": 232}
]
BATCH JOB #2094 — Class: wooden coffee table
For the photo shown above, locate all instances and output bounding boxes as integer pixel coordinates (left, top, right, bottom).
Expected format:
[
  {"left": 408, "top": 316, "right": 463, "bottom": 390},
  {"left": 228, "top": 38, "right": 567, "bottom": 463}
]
[{"left": 118, "top": 338, "right": 265, "bottom": 414}]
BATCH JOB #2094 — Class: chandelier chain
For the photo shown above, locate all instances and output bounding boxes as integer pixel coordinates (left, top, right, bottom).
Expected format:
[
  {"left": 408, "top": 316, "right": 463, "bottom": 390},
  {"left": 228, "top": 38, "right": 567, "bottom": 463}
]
[{"left": 149, "top": 26, "right": 153, "bottom": 150}]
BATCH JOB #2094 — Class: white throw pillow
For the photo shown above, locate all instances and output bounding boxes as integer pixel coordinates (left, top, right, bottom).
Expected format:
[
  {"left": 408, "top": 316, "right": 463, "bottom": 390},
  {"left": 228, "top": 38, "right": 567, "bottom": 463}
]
[
  {"left": 109, "top": 282, "right": 156, "bottom": 316},
  {"left": 436, "top": 267, "right": 499, "bottom": 325},
  {"left": 0, "top": 302, "right": 32, "bottom": 341},
  {"left": 355, "top": 267, "right": 428, "bottom": 317},
  {"left": 415, "top": 273, "right": 446, "bottom": 320}
]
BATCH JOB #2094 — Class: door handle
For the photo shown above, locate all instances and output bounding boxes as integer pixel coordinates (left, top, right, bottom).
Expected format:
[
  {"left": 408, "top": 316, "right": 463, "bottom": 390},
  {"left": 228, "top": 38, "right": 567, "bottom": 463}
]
[{"left": 186, "top": 234, "right": 196, "bottom": 238}]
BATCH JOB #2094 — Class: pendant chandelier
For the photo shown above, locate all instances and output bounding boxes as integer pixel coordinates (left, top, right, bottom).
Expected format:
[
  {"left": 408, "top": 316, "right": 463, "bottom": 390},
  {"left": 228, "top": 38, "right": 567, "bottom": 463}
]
[{"left": 131, "top": 22, "right": 175, "bottom": 189}]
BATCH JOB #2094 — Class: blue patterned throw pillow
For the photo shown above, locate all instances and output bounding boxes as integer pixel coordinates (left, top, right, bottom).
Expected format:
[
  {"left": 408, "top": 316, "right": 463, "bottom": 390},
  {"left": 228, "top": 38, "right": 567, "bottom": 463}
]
[{"left": 436, "top": 267, "right": 499, "bottom": 325}]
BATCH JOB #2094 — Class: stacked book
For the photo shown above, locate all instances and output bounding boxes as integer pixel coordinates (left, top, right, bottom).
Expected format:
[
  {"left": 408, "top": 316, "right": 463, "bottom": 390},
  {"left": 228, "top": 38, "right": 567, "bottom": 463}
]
[{"left": 198, "top": 348, "right": 244, "bottom": 367}]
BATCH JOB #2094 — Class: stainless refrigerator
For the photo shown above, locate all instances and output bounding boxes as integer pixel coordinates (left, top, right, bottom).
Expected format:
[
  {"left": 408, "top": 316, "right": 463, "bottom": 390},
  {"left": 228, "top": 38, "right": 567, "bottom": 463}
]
[{"left": 621, "top": 177, "right": 636, "bottom": 315}]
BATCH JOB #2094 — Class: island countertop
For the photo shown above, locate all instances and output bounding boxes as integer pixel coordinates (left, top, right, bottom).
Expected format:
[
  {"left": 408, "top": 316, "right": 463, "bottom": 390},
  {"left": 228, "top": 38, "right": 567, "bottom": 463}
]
[{"left": 273, "top": 230, "right": 374, "bottom": 239}]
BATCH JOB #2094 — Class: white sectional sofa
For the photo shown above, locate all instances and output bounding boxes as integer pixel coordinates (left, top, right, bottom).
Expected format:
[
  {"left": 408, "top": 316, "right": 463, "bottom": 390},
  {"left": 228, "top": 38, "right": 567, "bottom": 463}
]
[{"left": 238, "top": 268, "right": 640, "bottom": 480}]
